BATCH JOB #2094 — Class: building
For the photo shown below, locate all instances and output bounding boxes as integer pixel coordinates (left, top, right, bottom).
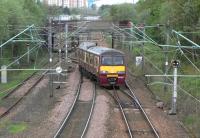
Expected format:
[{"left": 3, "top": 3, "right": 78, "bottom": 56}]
[
  {"left": 43, "top": 0, "right": 87, "bottom": 8},
  {"left": 88, "top": 0, "right": 94, "bottom": 8}
]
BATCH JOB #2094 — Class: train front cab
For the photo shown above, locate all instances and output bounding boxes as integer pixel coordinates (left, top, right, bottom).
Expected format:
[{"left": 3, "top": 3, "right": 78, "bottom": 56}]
[{"left": 99, "top": 55, "right": 126, "bottom": 86}]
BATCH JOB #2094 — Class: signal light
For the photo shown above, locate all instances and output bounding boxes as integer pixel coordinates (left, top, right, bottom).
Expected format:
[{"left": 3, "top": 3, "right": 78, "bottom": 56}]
[{"left": 171, "top": 60, "right": 180, "bottom": 68}]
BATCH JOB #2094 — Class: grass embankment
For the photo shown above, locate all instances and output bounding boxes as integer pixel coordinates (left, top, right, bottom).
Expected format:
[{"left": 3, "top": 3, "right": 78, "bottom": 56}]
[
  {"left": 0, "top": 119, "right": 27, "bottom": 134},
  {"left": 0, "top": 51, "right": 48, "bottom": 99}
]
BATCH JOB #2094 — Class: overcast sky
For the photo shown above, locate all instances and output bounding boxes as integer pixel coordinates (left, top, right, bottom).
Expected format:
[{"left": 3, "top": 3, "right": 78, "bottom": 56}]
[{"left": 94, "top": 0, "right": 138, "bottom": 7}]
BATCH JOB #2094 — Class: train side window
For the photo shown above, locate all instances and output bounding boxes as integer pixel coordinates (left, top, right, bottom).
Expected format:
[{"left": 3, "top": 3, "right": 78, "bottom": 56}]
[
  {"left": 81, "top": 50, "right": 83, "bottom": 60},
  {"left": 88, "top": 53, "right": 90, "bottom": 63},
  {"left": 82, "top": 51, "right": 84, "bottom": 60},
  {"left": 95, "top": 57, "right": 99, "bottom": 67},
  {"left": 94, "top": 57, "right": 97, "bottom": 67},
  {"left": 86, "top": 53, "right": 89, "bottom": 63},
  {"left": 78, "top": 50, "right": 81, "bottom": 59},
  {"left": 84, "top": 52, "right": 87, "bottom": 62},
  {"left": 97, "top": 57, "right": 99, "bottom": 66},
  {"left": 79, "top": 50, "right": 82, "bottom": 60},
  {"left": 90, "top": 54, "right": 94, "bottom": 65}
]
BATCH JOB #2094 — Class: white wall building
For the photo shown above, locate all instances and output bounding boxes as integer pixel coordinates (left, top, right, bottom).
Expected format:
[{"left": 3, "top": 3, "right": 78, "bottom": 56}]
[{"left": 43, "top": 0, "right": 87, "bottom": 8}]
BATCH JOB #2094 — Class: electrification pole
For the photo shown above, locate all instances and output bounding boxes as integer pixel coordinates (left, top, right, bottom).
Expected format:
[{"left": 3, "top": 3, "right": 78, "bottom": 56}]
[
  {"left": 164, "top": 21, "right": 170, "bottom": 92},
  {"left": 27, "top": 44, "right": 30, "bottom": 64},
  {"left": 112, "top": 33, "right": 114, "bottom": 49},
  {"left": 0, "top": 41, "right": 2, "bottom": 58},
  {"left": 65, "top": 24, "right": 68, "bottom": 61},
  {"left": 48, "top": 18, "right": 53, "bottom": 97},
  {"left": 142, "top": 25, "right": 145, "bottom": 73}
]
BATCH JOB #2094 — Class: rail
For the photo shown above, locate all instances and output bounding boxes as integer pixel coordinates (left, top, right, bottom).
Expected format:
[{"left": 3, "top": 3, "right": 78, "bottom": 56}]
[
  {"left": 125, "top": 81, "right": 160, "bottom": 138},
  {"left": 53, "top": 76, "right": 82, "bottom": 138}
]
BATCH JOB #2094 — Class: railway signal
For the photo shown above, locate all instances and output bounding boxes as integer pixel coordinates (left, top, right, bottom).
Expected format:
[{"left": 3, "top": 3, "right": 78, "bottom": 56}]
[{"left": 169, "top": 60, "right": 180, "bottom": 115}]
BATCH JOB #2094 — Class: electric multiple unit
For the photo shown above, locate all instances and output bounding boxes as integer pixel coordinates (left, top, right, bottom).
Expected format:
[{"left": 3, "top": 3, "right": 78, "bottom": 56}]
[{"left": 77, "top": 42, "right": 126, "bottom": 86}]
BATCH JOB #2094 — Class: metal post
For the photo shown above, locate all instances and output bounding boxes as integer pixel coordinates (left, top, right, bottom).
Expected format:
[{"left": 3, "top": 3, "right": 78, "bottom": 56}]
[
  {"left": 142, "top": 26, "right": 145, "bottom": 73},
  {"left": 169, "top": 60, "right": 179, "bottom": 115},
  {"left": 122, "top": 34, "right": 125, "bottom": 49},
  {"left": 169, "top": 67, "right": 177, "bottom": 115},
  {"left": 27, "top": 44, "right": 30, "bottom": 64},
  {"left": 164, "top": 22, "right": 169, "bottom": 92},
  {"left": 57, "top": 49, "right": 62, "bottom": 89},
  {"left": 1, "top": 65, "right": 7, "bottom": 83},
  {"left": 112, "top": 33, "right": 114, "bottom": 49},
  {"left": 0, "top": 47, "right": 1, "bottom": 58},
  {"left": 48, "top": 18, "right": 53, "bottom": 97},
  {"left": 49, "top": 59, "right": 53, "bottom": 97},
  {"left": 65, "top": 24, "right": 68, "bottom": 61}
]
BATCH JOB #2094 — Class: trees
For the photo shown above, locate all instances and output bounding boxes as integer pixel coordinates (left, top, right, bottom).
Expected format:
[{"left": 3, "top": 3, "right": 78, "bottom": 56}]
[
  {"left": 0, "top": 0, "right": 47, "bottom": 41},
  {"left": 98, "top": 4, "right": 136, "bottom": 22},
  {"left": 0, "top": 0, "right": 47, "bottom": 65}
]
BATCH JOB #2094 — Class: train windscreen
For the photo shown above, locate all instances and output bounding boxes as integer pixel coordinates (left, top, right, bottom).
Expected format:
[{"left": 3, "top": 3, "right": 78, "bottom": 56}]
[{"left": 102, "top": 56, "right": 124, "bottom": 65}]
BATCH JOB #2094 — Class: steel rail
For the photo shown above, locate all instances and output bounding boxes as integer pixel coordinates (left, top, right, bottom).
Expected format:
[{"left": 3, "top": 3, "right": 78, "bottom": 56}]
[
  {"left": 53, "top": 76, "right": 82, "bottom": 138},
  {"left": 0, "top": 70, "right": 48, "bottom": 119},
  {"left": 0, "top": 60, "right": 57, "bottom": 100},
  {"left": 1, "top": 72, "right": 37, "bottom": 99},
  {"left": 125, "top": 81, "right": 160, "bottom": 138},
  {"left": 81, "top": 83, "right": 96, "bottom": 138},
  {"left": 113, "top": 87, "right": 133, "bottom": 138}
]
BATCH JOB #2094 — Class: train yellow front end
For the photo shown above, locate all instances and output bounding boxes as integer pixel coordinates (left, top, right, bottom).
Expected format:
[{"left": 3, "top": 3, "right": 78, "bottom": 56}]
[{"left": 99, "top": 65, "right": 126, "bottom": 86}]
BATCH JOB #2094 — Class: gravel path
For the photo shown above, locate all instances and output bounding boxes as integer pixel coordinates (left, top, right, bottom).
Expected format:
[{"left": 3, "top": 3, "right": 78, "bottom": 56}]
[
  {"left": 86, "top": 89, "right": 110, "bottom": 138},
  {"left": 79, "top": 78, "right": 93, "bottom": 102}
]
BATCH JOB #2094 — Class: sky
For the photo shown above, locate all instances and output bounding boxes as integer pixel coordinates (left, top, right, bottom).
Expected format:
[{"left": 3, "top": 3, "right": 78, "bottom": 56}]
[{"left": 94, "top": 0, "right": 138, "bottom": 7}]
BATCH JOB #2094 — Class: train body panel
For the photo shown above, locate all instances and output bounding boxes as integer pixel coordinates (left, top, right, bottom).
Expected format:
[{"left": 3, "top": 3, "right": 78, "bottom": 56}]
[{"left": 77, "top": 42, "right": 126, "bottom": 86}]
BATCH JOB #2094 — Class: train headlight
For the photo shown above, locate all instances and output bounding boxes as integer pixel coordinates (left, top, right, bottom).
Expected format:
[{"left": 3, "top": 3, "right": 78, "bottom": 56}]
[
  {"left": 100, "top": 70, "right": 108, "bottom": 74},
  {"left": 117, "top": 71, "right": 125, "bottom": 75}
]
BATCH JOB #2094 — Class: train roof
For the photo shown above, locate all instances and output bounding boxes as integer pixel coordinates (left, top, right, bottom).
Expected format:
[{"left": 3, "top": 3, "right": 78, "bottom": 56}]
[{"left": 79, "top": 42, "right": 124, "bottom": 56}]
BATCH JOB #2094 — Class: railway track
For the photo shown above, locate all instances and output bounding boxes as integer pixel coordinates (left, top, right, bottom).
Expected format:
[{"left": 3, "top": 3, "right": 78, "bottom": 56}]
[
  {"left": 54, "top": 76, "right": 96, "bottom": 138},
  {"left": 107, "top": 82, "right": 160, "bottom": 138},
  {"left": 0, "top": 70, "right": 48, "bottom": 119},
  {"left": 0, "top": 60, "right": 62, "bottom": 119}
]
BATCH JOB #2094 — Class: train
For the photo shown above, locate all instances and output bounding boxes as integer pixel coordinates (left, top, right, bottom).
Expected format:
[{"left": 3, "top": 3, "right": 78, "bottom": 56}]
[{"left": 77, "top": 42, "right": 126, "bottom": 86}]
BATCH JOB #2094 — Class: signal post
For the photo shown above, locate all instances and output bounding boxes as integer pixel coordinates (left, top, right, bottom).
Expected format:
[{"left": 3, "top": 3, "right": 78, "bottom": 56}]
[{"left": 169, "top": 60, "right": 180, "bottom": 115}]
